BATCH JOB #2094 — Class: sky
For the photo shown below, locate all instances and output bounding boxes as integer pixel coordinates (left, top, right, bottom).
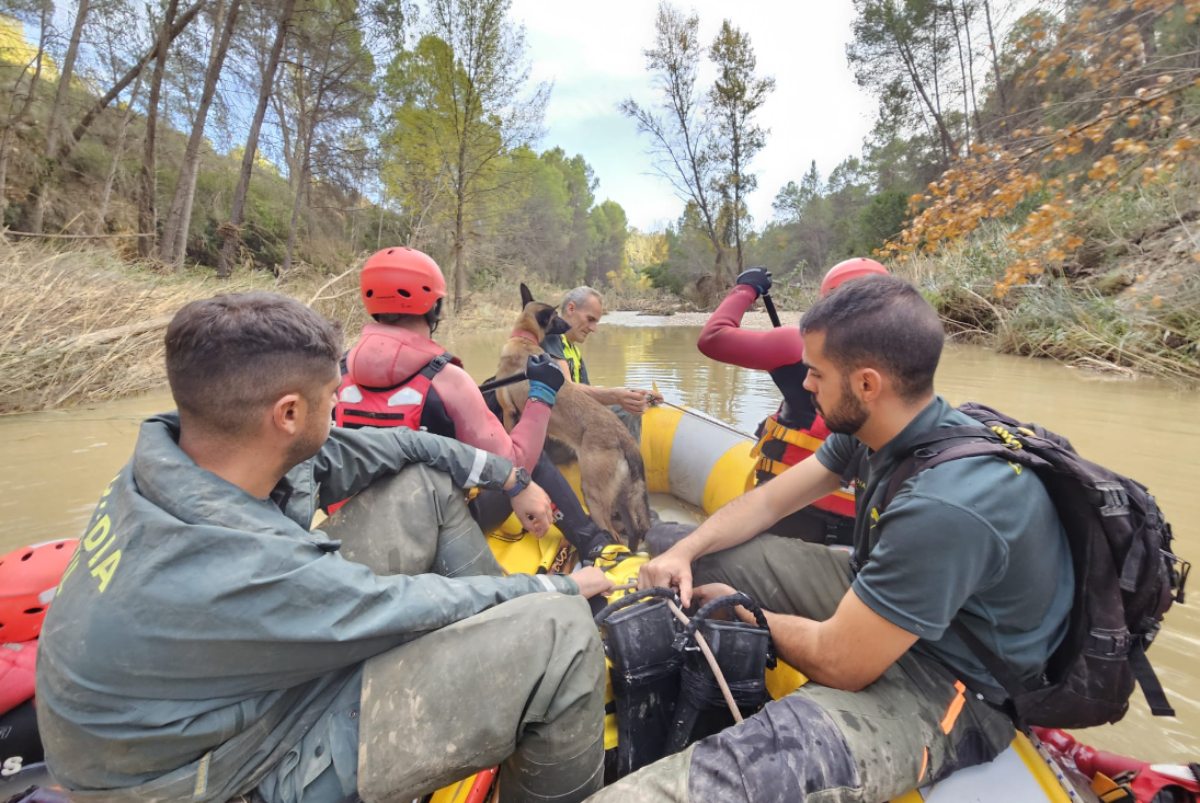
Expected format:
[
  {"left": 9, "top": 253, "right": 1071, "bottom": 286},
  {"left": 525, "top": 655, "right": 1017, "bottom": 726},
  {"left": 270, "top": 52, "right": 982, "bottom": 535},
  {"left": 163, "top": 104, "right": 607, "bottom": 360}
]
[{"left": 508, "top": 0, "right": 878, "bottom": 232}]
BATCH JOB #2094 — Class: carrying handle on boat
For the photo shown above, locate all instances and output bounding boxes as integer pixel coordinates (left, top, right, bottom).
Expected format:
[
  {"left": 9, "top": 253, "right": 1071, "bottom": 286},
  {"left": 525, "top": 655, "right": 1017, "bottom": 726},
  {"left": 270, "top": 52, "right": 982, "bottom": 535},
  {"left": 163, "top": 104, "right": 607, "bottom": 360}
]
[
  {"left": 593, "top": 586, "right": 679, "bottom": 626},
  {"left": 674, "top": 592, "right": 776, "bottom": 668}
]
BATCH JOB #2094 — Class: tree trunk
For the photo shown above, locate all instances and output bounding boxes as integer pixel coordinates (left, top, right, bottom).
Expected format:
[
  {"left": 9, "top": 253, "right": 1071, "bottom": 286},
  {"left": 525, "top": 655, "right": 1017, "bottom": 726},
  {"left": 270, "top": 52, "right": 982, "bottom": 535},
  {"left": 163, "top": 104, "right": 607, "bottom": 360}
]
[
  {"left": 960, "top": 0, "right": 983, "bottom": 140},
  {"left": 931, "top": 2, "right": 947, "bottom": 163},
  {"left": 95, "top": 72, "right": 144, "bottom": 234},
  {"left": 949, "top": 3, "right": 972, "bottom": 150},
  {"left": 218, "top": 0, "right": 297, "bottom": 277},
  {"left": 282, "top": 157, "right": 308, "bottom": 274},
  {"left": 0, "top": 3, "right": 49, "bottom": 224},
  {"left": 982, "top": 0, "right": 1006, "bottom": 124},
  {"left": 161, "top": 0, "right": 242, "bottom": 268},
  {"left": 138, "top": 0, "right": 181, "bottom": 259},
  {"left": 28, "top": 0, "right": 90, "bottom": 234}
]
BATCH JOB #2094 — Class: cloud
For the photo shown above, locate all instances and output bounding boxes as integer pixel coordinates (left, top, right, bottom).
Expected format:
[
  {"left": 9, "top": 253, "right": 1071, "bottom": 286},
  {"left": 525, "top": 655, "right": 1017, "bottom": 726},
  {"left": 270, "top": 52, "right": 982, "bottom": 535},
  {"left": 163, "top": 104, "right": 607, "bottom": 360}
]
[{"left": 510, "top": 0, "right": 877, "bottom": 230}]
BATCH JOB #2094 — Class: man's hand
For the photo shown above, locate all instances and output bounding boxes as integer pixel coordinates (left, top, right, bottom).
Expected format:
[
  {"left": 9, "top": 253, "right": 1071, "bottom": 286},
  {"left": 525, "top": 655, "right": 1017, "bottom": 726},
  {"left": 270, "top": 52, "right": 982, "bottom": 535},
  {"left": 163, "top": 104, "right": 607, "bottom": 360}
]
[
  {"left": 638, "top": 548, "right": 695, "bottom": 607},
  {"left": 570, "top": 565, "right": 615, "bottom": 599},
  {"left": 510, "top": 480, "right": 554, "bottom": 536},
  {"left": 612, "top": 387, "right": 656, "bottom": 415},
  {"left": 525, "top": 354, "right": 565, "bottom": 406},
  {"left": 735, "top": 267, "right": 772, "bottom": 298}
]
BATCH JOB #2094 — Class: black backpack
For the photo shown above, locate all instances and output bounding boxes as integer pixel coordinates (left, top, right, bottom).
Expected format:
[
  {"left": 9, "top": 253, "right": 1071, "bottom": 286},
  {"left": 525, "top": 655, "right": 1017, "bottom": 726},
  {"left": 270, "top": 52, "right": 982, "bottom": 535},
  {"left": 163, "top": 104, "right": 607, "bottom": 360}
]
[{"left": 878, "top": 402, "right": 1190, "bottom": 729}]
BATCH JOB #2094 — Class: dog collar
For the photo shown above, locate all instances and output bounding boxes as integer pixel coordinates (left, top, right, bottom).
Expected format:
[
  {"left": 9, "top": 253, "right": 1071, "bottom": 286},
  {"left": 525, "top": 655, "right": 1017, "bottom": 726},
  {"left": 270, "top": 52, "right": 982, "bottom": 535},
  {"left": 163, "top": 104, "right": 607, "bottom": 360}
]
[{"left": 510, "top": 330, "right": 540, "bottom": 345}]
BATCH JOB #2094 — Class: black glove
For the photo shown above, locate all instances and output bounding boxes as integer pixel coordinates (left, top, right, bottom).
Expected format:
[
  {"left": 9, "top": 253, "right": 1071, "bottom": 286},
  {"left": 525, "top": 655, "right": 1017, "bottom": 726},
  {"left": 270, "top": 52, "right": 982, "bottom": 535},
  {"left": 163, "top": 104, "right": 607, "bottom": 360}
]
[
  {"left": 735, "top": 267, "right": 772, "bottom": 297},
  {"left": 525, "top": 353, "right": 565, "bottom": 392}
]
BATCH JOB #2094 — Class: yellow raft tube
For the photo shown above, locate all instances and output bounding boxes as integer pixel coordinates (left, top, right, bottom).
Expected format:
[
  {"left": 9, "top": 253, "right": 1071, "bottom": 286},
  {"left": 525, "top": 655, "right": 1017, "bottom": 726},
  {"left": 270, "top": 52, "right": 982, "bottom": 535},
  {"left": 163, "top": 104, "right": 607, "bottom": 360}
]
[{"left": 435, "top": 405, "right": 1085, "bottom": 803}]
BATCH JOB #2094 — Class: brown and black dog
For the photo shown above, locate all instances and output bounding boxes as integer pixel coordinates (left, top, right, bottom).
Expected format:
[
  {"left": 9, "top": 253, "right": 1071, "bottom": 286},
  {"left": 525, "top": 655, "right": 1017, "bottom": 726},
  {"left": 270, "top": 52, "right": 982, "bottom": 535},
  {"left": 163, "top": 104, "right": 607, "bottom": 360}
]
[{"left": 495, "top": 284, "right": 652, "bottom": 548}]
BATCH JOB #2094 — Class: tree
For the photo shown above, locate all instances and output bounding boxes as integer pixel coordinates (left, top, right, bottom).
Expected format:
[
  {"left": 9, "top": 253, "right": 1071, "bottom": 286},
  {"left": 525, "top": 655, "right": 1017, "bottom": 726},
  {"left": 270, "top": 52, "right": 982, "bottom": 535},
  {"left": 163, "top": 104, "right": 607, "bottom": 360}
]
[
  {"left": 621, "top": 2, "right": 726, "bottom": 291},
  {"left": 137, "top": 0, "right": 182, "bottom": 258},
  {"left": 382, "top": 0, "right": 547, "bottom": 310},
  {"left": 273, "top": 0, "right": 374, "bottom": 273},
  {"left": 0, "top": 1, "right": 51, "bottom": 225},
  {"left": 217, "top": 0, "right": 298, "bottom": 277},
  {"left": 708, "top": 20, "right": 774, "bottom": 274},
  {"left": 586, "top": 200, "right": 629, "bottom": 286},
  {"left": 160, "top": 0, "right": 243, "bottom": 267},
  {"left": 848, "top": 0, "right": 958, "bottom": 165},
  {"left": 25, "top": 0, "right": 90, "bottom": 233}
]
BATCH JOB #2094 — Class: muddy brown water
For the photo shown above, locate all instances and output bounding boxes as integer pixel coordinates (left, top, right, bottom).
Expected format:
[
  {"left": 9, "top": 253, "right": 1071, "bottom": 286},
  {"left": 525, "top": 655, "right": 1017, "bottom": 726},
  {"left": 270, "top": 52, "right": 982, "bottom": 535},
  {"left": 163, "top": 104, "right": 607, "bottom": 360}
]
[{"left": 1, "top": 314, "right": 1196, "bottom": 761}]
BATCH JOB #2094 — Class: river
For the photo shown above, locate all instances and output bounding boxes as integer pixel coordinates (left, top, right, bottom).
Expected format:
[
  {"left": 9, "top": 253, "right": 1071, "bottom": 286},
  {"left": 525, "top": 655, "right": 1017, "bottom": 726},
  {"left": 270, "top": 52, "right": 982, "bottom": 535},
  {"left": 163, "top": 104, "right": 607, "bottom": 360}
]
[{"left": 1, "top": 316, "right": 1195, "bottom": 760}]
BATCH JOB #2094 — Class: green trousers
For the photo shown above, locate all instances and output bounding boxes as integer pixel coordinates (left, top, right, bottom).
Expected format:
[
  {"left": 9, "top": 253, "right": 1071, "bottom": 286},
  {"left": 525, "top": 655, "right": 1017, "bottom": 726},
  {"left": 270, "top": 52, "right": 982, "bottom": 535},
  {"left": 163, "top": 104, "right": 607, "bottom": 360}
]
[
  {"left": 323, "top": 464, "right": 607, "bottom": 803},
  {"left": 586, "top": 535, "right": 1014, "bottom": 803}
]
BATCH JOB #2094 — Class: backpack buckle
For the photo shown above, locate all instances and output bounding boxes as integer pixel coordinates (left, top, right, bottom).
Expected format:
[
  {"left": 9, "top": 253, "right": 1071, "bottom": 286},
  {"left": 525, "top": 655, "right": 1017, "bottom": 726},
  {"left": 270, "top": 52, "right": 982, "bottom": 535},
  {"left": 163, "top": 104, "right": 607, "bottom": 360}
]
[
  {"left": 1095, "top": 482, "right": 1129, "bottom": 517},
  {"left": 1090, "top": 629, "right": 1133, "bottom": 657}
]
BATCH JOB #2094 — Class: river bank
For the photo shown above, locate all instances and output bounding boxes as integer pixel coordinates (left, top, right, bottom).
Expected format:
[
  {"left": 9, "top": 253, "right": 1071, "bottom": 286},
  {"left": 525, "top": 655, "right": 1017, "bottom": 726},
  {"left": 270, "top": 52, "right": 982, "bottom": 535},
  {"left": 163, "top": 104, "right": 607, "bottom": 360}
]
[{"left": 3, "top": 235, "right": 1195, "bottom": 415}]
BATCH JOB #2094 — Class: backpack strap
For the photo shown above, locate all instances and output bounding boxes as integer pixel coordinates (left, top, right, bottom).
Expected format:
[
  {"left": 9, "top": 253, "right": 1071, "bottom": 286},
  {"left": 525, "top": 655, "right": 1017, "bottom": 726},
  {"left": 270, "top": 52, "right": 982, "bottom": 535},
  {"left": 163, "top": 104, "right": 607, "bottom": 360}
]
[{"left": 1128, "top": 640, "right": 1176, "bottom": 717}]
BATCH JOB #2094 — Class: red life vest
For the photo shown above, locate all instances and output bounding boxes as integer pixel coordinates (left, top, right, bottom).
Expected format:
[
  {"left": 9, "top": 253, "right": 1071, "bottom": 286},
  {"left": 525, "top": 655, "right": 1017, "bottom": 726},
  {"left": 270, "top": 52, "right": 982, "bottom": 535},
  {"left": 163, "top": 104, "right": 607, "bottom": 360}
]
[
  {"left": 751, "top": 414, "right": 857, "bottom": 518},
  {"left": 0, "top": 640, "right": 37, "bottom": 718},
  {"left": 336, "top": 353, "right": 454, "bottom": 431},
  {"left": 334, "top": 323, "right": 461, "bottom": 435}
]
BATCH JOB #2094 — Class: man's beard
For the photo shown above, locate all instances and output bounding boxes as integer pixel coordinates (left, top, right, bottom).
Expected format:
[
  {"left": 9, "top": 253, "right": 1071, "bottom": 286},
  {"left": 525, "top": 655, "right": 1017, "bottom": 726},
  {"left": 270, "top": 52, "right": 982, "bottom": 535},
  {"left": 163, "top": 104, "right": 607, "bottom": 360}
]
[{"left": 814, "top": 377, "right": 869, "bottom": 435}]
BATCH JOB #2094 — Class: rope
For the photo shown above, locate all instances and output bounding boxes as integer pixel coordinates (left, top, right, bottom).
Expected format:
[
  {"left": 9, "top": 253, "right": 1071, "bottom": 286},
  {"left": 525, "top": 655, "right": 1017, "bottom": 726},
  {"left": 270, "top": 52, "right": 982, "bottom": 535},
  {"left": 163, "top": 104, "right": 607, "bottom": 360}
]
[
  {"left": 653, "top": 399, "right": 755, "bottom": 440},
  {"left": 665, "top": 600, "right": 743, "bottom": 724}
]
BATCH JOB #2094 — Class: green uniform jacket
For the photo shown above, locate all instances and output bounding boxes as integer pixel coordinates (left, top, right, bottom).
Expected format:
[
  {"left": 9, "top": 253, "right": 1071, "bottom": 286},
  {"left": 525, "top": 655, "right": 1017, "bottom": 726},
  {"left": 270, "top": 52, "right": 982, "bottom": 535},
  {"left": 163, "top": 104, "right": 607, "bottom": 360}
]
[{"left": 35, "top": 414, "right": 578, "bottom": 802}]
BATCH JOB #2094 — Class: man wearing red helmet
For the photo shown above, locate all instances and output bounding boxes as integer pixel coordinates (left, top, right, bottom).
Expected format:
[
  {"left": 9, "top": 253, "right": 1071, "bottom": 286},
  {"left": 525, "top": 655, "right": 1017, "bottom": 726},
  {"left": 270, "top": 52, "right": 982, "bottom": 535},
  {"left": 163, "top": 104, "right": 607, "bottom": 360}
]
[
  {"left": 696, "top": 258, "right": 889, "bottom": 545},
  {"left": 337, "top": 247, "right": 617, "bottom": 559}
]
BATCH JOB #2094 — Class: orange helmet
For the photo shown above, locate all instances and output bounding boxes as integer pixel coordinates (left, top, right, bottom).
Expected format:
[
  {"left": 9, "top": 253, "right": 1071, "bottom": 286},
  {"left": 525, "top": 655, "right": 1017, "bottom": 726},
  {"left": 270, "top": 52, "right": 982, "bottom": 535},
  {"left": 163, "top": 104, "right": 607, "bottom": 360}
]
[
  {"left": 0, "top": 539, "right": 78, "bottom": 643},
  {"left": 360, "top": 247, "right": 446, "bottom": 317},
  {"left": 819, "top": 257, "right": 889, "bottom": 297}
]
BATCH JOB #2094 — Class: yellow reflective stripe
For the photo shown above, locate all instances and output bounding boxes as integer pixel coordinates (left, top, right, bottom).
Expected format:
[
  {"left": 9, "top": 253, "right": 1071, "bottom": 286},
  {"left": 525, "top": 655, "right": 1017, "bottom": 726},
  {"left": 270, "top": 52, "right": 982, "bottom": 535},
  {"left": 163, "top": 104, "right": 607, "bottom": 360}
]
[{"left": 561, "top": 337, "right": 583, "bottom": 383}]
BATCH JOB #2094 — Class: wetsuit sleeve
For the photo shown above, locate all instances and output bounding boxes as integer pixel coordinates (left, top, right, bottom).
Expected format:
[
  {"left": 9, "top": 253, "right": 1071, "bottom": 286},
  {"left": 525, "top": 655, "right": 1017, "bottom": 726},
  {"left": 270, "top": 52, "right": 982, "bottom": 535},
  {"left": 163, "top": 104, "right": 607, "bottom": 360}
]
[
  {"left": 313, "top": 425, "right": 514, "bottom": 505},
  {"left": 697, "top": 285, "right": 804, "bottom": 371},
  {"left": 851, "top": 486, "right": 1007, "bottom": 640},
  {"left": 434, "top": 365, "right": 550, "bottom": 472}
]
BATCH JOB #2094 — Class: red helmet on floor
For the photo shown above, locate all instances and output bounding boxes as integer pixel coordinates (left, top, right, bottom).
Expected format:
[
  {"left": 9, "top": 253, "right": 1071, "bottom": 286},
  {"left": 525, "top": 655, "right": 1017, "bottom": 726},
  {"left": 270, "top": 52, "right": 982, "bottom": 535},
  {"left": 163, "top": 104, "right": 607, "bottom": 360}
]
[
  {"left": 0, "top": 539, "right": 78, "bottom": 643},
  {"left": 819, "top": 257, "right": 889, "bottom": 297},
  {"left": 360, "top": 247, "right": 446, "bottom": 317}
]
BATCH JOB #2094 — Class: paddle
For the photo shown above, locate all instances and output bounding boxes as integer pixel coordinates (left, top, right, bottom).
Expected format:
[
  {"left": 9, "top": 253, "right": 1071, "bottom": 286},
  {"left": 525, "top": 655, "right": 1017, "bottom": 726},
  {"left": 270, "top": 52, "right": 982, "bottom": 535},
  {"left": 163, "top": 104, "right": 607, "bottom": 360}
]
[{"left": 760, "top": 292, "right": 782, "bottom": 328}]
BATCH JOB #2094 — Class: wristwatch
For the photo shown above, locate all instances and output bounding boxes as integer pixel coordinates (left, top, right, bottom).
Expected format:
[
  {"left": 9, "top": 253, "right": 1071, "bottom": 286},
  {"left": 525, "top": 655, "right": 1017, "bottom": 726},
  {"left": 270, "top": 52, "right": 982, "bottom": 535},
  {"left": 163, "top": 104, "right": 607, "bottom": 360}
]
[{"left": 505, "top": 467, "right": 532, "bottom": 498}]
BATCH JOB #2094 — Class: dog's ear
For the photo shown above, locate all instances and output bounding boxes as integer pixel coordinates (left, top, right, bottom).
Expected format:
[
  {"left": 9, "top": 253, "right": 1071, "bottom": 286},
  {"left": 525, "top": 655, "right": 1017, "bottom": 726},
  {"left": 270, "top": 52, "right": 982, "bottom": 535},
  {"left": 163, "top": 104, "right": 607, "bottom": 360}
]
[{"left": 520, "top": 283, "right": 535, "bottom": 307}]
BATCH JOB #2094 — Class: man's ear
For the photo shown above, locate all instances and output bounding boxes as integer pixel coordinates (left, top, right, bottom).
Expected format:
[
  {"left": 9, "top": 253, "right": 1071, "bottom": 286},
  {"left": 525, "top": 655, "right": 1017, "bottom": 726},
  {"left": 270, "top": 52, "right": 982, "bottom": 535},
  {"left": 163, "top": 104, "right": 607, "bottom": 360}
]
[
  {"left": 520, "top": 283, "right": 534, "bottom": 307},
  {"left": 271, "top": 392, "right": 304, "bottom": 436},
  {"left": 856, "top": 367, "right": 884, "bottom": 403}
]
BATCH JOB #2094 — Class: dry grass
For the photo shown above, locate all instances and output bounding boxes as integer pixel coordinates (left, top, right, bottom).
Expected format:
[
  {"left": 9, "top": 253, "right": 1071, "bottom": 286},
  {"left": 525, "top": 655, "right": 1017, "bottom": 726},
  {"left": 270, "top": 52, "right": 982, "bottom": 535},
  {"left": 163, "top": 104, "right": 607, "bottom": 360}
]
[{"left": 0, "top": 242, "right": 672, "bottom": 414}]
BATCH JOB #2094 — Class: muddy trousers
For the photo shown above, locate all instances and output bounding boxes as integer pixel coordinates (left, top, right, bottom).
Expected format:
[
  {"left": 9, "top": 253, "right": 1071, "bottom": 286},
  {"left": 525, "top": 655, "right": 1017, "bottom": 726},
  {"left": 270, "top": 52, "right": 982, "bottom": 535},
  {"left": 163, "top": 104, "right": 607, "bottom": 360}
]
[
  {"left": 305, "top": 464, "right": 606, "bottom": 803},
  {"left": 586, "top": 536, "right": 1014, "bottom": 803}
]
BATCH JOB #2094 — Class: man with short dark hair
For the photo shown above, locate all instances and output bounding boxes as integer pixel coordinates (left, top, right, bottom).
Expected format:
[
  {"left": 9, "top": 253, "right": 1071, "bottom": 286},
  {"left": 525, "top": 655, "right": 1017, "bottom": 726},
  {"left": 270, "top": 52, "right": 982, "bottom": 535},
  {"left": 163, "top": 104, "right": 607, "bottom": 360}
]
[
  {"left": 36, "top": 292, "right": 611, "bottom": 803},
  {"left": 593, "top": 275, "right": 1074, "bottom": 802}
]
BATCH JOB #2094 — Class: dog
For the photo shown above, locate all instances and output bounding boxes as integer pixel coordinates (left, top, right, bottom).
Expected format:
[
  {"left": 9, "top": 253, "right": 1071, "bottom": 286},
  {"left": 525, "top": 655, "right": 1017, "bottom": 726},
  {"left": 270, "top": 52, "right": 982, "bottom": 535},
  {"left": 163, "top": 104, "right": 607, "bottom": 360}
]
[{"left": 494, "top": 284, "right": 652, "bottom": 549}]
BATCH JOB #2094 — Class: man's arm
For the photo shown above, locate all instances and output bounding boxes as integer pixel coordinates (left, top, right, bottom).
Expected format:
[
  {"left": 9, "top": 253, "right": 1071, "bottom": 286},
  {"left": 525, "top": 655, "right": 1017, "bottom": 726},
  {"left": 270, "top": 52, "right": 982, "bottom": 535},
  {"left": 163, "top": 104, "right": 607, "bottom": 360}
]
[
  {"left": 313, "top": 426, "right": 514, "bottom": 507},
  {"left": 697, "top": 284, "right": 805, "bottom": 371},
  {"left": 640, "top": 456, "right": 842, "bottom": 605},
  {"left": 759, "top": 590, "right": 918, "bottom": 691},
  {"left": 436, "top": 365, "right": 551, "bottom": 472}
]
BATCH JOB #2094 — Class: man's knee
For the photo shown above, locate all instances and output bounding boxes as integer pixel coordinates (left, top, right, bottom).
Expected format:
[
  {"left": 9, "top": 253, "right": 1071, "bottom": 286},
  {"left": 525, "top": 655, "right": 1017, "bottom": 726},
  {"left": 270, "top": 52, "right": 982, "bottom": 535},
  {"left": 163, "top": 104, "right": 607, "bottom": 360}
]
[{"left": 689, "top": 696, "right": 862, "bottom": 802}]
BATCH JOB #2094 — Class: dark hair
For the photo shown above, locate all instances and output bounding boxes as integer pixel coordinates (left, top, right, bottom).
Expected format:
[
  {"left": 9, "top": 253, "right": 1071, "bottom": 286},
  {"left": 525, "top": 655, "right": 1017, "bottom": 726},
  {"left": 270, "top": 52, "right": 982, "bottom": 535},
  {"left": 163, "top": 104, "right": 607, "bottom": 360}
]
[
  {"left": 800, "top": 275, "right": 943, "bottom": 402},
  {"left": 165, "top": 292, "right": 342, "bottom": 435}
]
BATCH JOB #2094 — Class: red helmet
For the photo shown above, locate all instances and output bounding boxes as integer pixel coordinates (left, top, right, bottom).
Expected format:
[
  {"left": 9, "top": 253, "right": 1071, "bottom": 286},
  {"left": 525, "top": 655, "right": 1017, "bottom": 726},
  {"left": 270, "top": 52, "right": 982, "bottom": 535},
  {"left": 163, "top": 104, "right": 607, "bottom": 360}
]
[
  {"left": 360, "top": 247, "right": 446, "bottom": 317},
  {"left": 819, "top": 257, "right": 889, "bottom": 297},
  {"left": 0, "top": 539, "right": 78, "bottom": 643}
]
